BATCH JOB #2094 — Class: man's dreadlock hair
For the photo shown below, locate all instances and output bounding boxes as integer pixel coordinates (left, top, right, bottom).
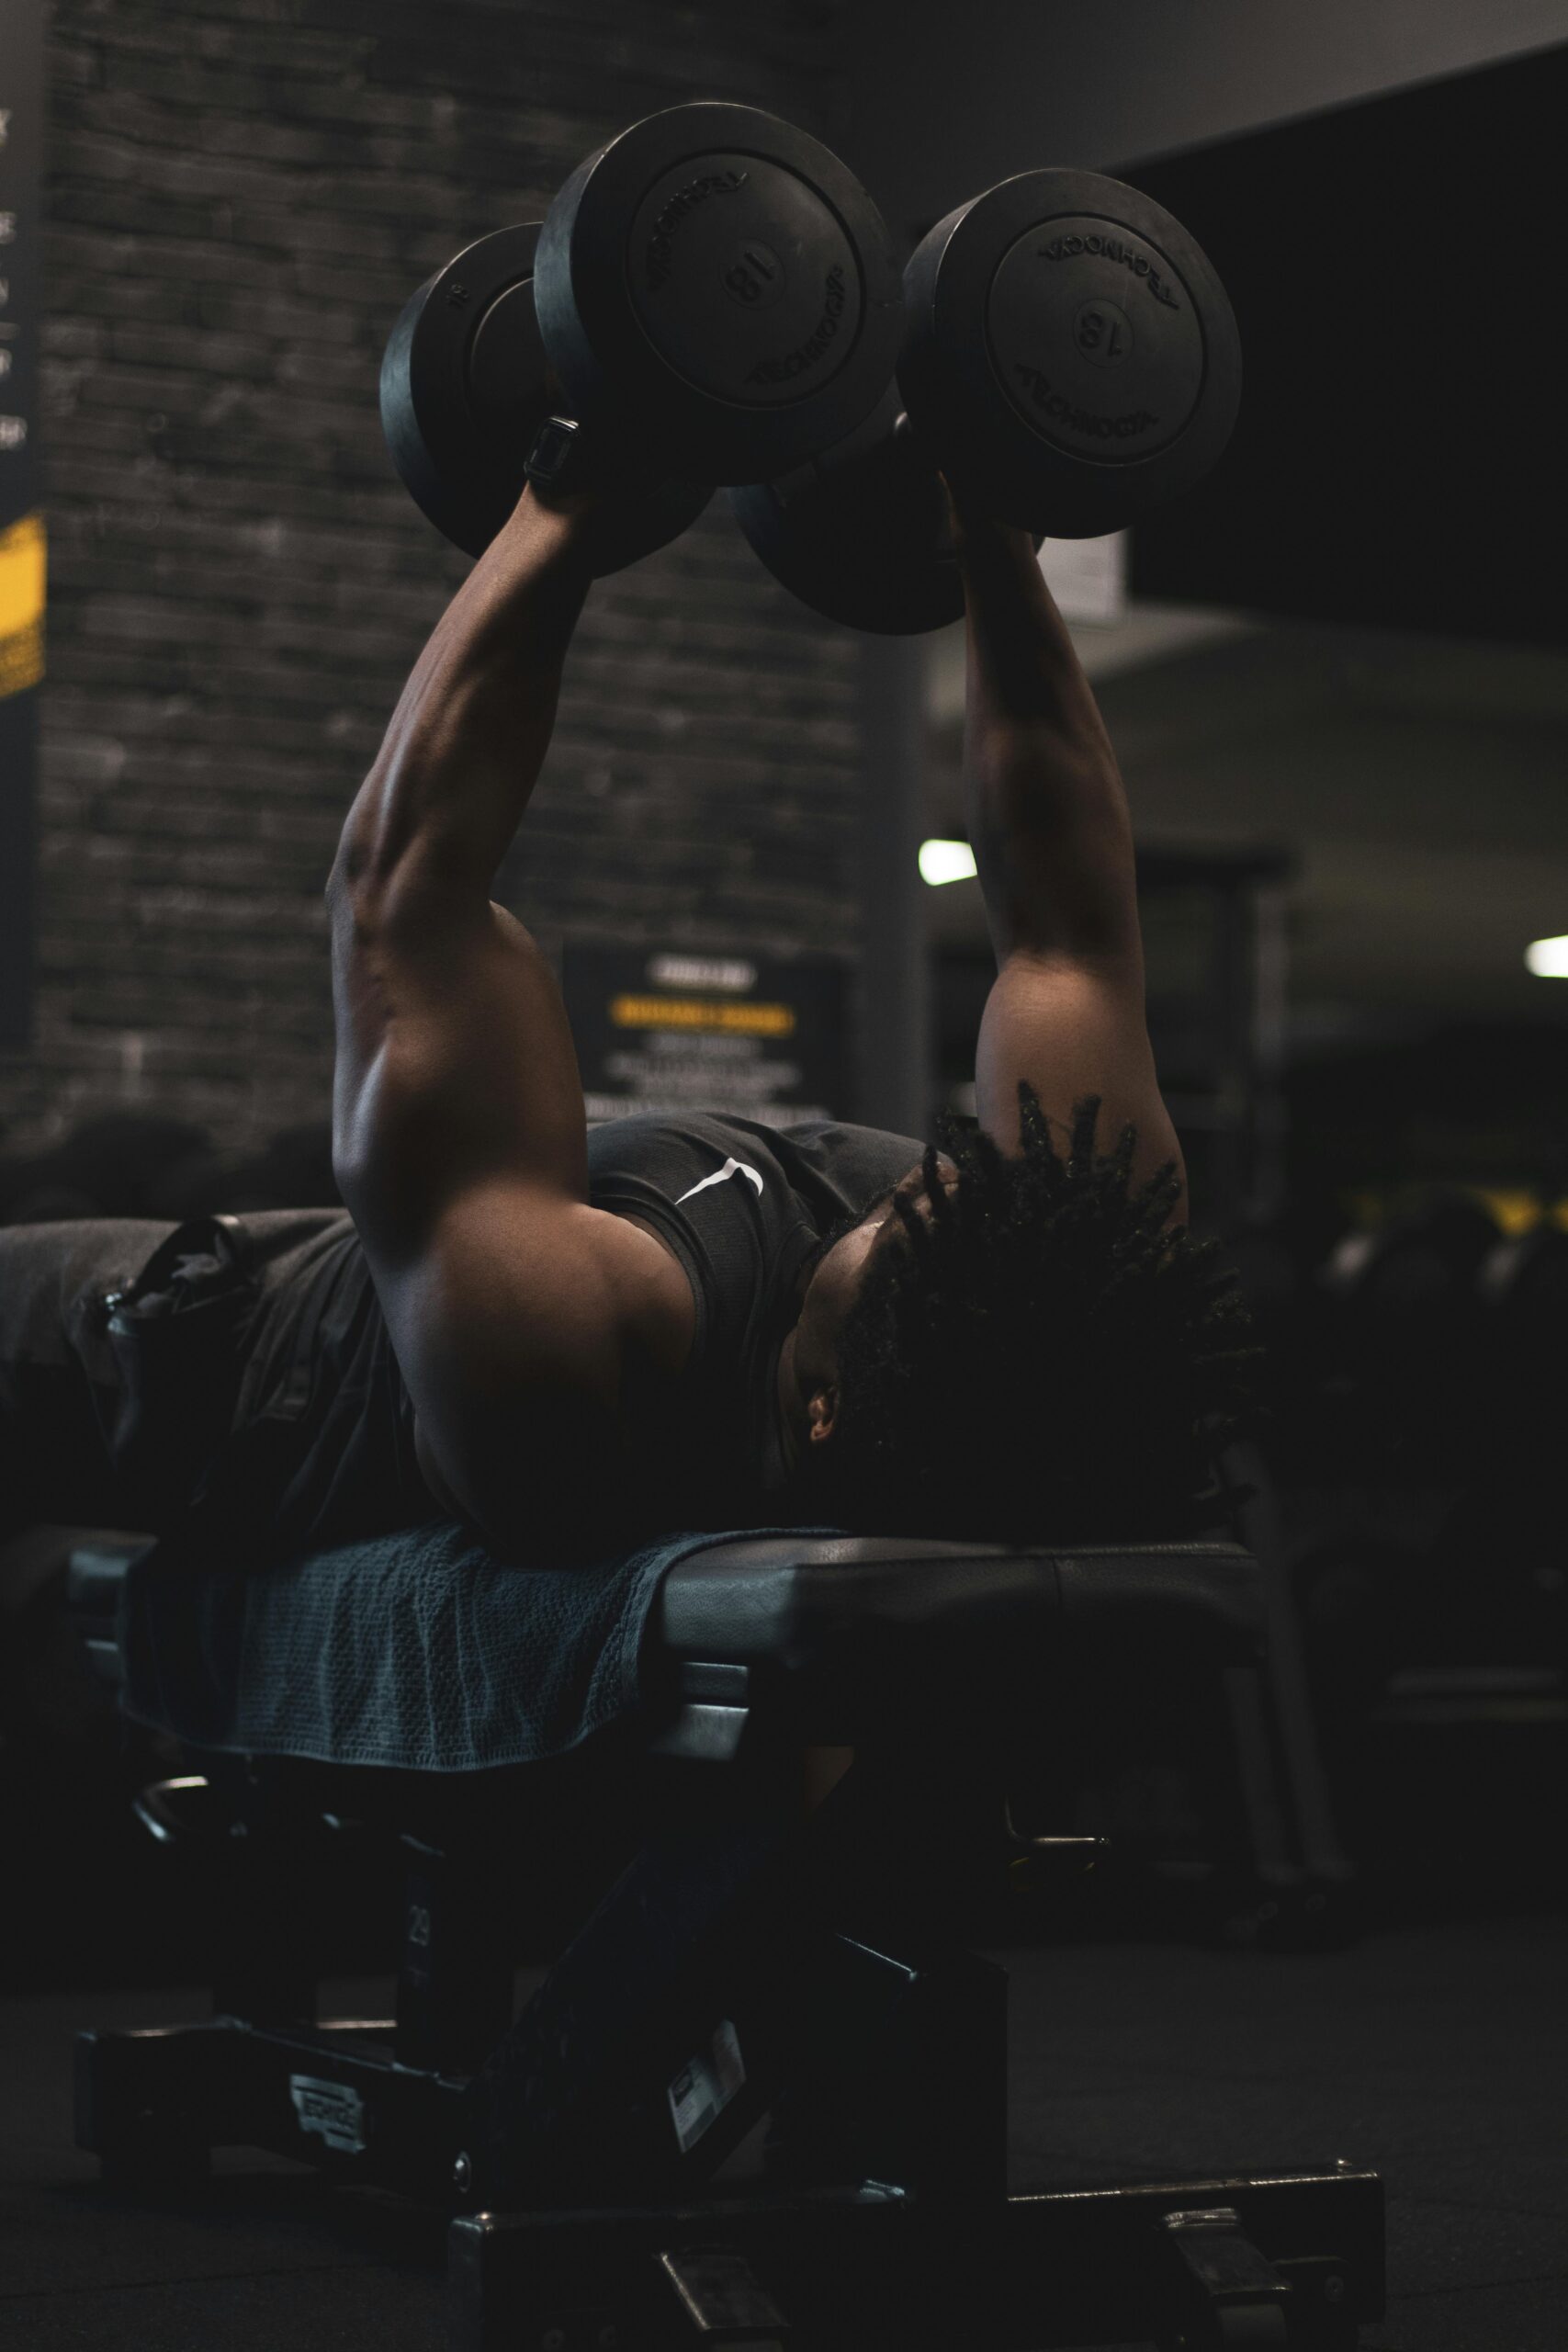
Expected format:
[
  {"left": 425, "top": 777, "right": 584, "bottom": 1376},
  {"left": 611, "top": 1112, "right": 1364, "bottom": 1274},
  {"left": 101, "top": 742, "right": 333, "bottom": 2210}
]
[{"left": 818, "top": 1088, "right": 1257, "bottom": 1544}]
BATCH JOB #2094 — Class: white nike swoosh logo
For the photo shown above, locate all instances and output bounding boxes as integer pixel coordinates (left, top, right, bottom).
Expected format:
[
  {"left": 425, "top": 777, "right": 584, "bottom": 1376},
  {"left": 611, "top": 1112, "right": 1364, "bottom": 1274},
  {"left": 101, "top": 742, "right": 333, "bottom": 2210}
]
[{"left": 675, "top": 1158, "right": 766, "bottom": 1205}]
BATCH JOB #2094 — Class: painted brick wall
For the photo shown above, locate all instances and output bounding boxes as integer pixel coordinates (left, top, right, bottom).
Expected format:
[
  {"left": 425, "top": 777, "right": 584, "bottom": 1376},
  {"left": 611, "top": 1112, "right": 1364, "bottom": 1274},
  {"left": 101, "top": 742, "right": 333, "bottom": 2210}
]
[{"left": 1, "top": 0, "right": 862, "bottom": 1154}]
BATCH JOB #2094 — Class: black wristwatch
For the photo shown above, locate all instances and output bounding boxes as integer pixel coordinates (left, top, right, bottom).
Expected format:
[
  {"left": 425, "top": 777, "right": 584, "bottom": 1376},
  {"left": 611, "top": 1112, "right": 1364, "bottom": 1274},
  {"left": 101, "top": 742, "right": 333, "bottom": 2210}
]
[{"left": 525, "top": 414, "right": 593, "bottom": 498}]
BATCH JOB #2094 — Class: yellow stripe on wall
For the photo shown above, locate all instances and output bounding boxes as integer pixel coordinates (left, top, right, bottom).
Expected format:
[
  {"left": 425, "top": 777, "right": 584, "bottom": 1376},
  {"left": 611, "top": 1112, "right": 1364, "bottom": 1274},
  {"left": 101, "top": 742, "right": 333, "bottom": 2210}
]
[{"left": 0, "top": 511, "right": 47, "bottom": 701}]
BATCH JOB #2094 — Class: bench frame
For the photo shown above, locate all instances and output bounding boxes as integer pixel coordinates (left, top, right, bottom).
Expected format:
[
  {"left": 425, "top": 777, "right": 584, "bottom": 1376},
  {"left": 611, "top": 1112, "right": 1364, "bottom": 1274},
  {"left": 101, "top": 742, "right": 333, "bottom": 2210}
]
[{"left": 70, "top": 1535, "right": 1384, "bottom": 2350}]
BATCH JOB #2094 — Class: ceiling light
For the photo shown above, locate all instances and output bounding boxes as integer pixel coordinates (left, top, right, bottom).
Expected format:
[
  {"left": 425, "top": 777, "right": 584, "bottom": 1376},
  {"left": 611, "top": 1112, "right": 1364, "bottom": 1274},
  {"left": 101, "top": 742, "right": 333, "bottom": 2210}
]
[{"left": 919, "top": 839, "right": 977, "bottom": 887}]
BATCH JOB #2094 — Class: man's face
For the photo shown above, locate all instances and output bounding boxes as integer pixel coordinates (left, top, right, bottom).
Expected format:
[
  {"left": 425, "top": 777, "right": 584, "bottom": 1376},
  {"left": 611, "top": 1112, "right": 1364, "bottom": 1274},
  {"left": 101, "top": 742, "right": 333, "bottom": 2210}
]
[{"left": 780, "top": 1156, "right": 959, "bottom": 1462}]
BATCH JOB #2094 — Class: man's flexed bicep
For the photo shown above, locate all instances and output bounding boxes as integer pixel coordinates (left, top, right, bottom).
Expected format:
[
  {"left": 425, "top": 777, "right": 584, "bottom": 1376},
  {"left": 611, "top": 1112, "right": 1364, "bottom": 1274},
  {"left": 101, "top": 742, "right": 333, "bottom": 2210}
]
[
  {"left": 328, "top": 882, "right": 689, "bottom": 1553},
  {"left": 329, "top": 876, "right": 589, "bottom": 1244},
  {"left": 328, "top": 822, "right": 612, "bottom": 1553}
]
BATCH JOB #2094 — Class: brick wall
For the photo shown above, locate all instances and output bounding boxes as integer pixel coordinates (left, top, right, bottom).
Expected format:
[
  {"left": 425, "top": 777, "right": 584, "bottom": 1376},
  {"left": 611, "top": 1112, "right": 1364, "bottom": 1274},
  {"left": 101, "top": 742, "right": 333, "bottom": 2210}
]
[{"left": 1, "top": 0, "right": 862, "bottom": 1154}]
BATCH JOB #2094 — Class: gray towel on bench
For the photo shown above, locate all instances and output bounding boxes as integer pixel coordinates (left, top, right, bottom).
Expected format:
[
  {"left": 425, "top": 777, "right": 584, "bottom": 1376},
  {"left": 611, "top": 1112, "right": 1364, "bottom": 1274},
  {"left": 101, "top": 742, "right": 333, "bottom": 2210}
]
[{"left": 118, "top": 1521, "right": 818, "bottom": 1773}]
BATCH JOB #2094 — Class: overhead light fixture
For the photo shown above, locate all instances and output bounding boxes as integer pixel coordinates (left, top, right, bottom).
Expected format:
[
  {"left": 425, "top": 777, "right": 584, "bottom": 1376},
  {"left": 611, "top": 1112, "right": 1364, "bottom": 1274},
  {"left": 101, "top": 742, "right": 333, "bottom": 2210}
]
[
  {"left": 1525, "top": 935, "right": 1568, "bottom": 977},
  {"left": 919, "top": 838, "right": 977, "bottom": 887}
]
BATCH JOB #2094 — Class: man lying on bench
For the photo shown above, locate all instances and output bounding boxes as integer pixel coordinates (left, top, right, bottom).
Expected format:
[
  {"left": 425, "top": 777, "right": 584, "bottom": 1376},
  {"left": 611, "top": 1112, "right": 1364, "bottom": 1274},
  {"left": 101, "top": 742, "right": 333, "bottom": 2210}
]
[
  {"left": 1, "top": 473, "right": 1251, "bottom": 1577},
  {"left": 31, "top": 478, "right": 1382, "bottom": 2351}
]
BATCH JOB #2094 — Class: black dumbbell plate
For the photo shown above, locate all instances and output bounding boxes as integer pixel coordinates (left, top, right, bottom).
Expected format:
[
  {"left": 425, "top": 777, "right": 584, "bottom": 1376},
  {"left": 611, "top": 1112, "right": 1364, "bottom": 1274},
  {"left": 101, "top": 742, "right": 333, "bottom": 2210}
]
[
  {"left": 536, "top": 104, "right": 904, "bottom": 485},
  {"left": 380, "top": 221, "right": 710, "bottom": 567},
  {"left": 731, "top": 391, "right": 1053, "bottom": 636},
  {"left": 730, "top": 393, "right": 966, "bottom": 635},
  {"left": 901, "top": 169, "right": 1241, "bottom": 537}
]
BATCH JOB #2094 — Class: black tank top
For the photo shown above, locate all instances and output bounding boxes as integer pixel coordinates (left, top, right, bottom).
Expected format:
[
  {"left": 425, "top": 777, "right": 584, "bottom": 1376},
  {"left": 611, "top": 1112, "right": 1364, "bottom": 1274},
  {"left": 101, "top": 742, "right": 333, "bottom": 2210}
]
[
  {"left": 204, "top": 1114, "right": 924, "bottom": 1555},
  {"left": 586, "top": 1114, "right": 925, "bottom": 1526}
]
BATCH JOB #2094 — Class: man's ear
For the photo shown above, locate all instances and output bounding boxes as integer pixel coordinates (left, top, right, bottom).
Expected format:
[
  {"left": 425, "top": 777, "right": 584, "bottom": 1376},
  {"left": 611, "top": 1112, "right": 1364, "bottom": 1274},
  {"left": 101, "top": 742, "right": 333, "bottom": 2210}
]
[{"left": 806, "top": 1385, "right": 840, "bottom": 1445}]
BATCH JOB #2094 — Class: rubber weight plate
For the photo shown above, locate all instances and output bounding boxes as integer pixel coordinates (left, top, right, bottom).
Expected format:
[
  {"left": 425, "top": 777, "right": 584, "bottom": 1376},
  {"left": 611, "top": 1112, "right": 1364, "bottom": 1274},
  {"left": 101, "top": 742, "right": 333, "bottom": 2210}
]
[
  {"left": 536, "top": 103, "right": 903, "bottom": 485},
  {"left": 379, "top": 221, "right": 711, "bottom": 568},
  {"left": 731, "top": 393, "right": 964, "bottom": 635},
  {"left": 730, "top": 397, "right": 1047, "bottom": 637},
  {"left": 900, "top": 169, "right": 1241, "bottom": 538}
]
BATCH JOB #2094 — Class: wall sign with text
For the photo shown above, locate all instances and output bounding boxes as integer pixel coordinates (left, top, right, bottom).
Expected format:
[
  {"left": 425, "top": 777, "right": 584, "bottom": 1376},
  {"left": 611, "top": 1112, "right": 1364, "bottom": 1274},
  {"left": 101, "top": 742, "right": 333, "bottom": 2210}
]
[{"left": 562, "top": 945, "right": 849, "bottom": 1128}]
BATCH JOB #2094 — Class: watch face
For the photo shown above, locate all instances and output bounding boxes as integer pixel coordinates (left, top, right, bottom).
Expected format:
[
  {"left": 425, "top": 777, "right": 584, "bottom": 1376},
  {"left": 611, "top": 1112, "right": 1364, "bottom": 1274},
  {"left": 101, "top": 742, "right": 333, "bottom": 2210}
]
[{"left": 526, "top": 415, "right": 581, "bottom": 484}]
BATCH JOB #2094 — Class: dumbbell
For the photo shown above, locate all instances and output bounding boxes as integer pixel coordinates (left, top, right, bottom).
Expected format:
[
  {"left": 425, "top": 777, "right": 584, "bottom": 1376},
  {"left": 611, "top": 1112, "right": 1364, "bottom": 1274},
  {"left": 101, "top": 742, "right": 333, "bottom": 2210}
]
[
  {"left": 380, "top": 220, "right": 710, "bottom": 570},
  {"left": 729, "top": 168, "right": 1244, "bottom": 633},
  {"left": 380, "top": 102, "right": 904, "bottom": 568}
]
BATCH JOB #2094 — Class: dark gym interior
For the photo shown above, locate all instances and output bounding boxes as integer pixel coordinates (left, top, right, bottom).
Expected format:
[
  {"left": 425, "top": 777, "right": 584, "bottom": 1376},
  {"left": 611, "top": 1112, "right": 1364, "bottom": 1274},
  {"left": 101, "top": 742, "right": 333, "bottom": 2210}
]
[{"left": 2, "top": 6, "right": 1565, "bottom": 2348}]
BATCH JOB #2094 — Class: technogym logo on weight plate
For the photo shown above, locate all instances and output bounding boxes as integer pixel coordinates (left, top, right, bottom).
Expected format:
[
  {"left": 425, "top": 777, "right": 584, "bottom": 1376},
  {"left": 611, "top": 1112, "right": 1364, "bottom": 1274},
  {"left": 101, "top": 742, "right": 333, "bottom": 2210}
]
[
  {"left": 1039, "top": 232, "right": 1181, "bottom": 309},
  {"left": 745, "top": 266, "right": 847, "bottom": 385},
  {"left": 643, "top": 170, "right": 749, "bottom": 289},
  {"left": 1012, "top": 362, "right": 1157, "bottom": 440}
]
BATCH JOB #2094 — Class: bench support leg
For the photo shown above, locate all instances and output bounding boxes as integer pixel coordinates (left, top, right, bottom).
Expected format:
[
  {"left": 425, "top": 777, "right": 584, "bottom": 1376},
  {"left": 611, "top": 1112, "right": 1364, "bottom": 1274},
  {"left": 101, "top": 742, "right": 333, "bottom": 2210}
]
[{"left": 447, "top": 2165, "right": 1382, "bottom": 2352}]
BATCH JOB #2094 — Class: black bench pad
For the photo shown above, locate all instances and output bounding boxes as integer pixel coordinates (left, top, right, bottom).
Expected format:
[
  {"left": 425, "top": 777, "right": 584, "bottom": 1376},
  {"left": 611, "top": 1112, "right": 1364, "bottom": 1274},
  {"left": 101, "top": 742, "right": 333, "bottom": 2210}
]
[
  {"left": 660, "top": 1537, "right": 1260, "bottom": 1669},
  {"left": 69, "top": 1529, "right": 1258, "bottom": 1770}
]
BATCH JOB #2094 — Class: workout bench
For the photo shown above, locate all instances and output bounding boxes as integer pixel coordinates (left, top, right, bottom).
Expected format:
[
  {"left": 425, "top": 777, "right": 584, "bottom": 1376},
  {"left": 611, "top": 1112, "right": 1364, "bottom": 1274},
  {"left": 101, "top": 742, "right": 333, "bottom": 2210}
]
[{"left": 68, "top": 1530, "right": 1384, "bottom": 2349}]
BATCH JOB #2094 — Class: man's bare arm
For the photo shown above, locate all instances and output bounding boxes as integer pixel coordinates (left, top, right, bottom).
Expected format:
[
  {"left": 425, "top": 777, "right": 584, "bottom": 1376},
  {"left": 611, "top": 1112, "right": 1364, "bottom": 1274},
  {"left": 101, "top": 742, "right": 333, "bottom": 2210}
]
[
  {"left": 957, "top": 513, "right": 1138, "bottom": 971},
  {"left": 329, "top": 489, "right": 594, "bottom": 1230},
  {"left": 328, "top": 488, "right": 691, "bottom": 1550},
  {"left": 954, "top": 505, "right": 1186, "bottom": 1209}
]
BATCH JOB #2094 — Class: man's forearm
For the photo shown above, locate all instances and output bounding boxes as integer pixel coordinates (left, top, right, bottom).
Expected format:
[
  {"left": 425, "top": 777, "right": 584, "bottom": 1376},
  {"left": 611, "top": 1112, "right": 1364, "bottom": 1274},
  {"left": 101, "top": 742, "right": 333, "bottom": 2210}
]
[
  {"left": 333, "top": 489, "right": 593, "bottom": 909},
  {"left": 956, "top": 517, "right": 1113, "bottom": 759},
  {"left": 954, "top": 511, "right": 1139, "bottom": 967}
]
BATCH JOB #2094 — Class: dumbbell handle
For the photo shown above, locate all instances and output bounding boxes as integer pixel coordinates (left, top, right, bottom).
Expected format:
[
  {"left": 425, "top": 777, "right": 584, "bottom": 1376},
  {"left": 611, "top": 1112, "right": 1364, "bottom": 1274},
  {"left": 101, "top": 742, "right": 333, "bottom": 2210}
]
[{"left": 891, "top": 408, "right": 1014, "bottom": 523}]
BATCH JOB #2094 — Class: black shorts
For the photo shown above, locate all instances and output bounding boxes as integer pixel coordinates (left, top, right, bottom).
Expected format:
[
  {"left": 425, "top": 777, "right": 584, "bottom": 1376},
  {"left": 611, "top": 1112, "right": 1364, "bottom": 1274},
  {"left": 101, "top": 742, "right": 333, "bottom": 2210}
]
[{"left": 0, "top": 1210, "right": 434, "bottom": 1555}]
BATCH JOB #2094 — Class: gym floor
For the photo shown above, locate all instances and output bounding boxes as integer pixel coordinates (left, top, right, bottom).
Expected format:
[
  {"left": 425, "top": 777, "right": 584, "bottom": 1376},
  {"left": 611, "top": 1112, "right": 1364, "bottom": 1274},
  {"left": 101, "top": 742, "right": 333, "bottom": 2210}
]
[{"left": 2, "top": 1911, "right": 1562, "bottom": 2350}]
